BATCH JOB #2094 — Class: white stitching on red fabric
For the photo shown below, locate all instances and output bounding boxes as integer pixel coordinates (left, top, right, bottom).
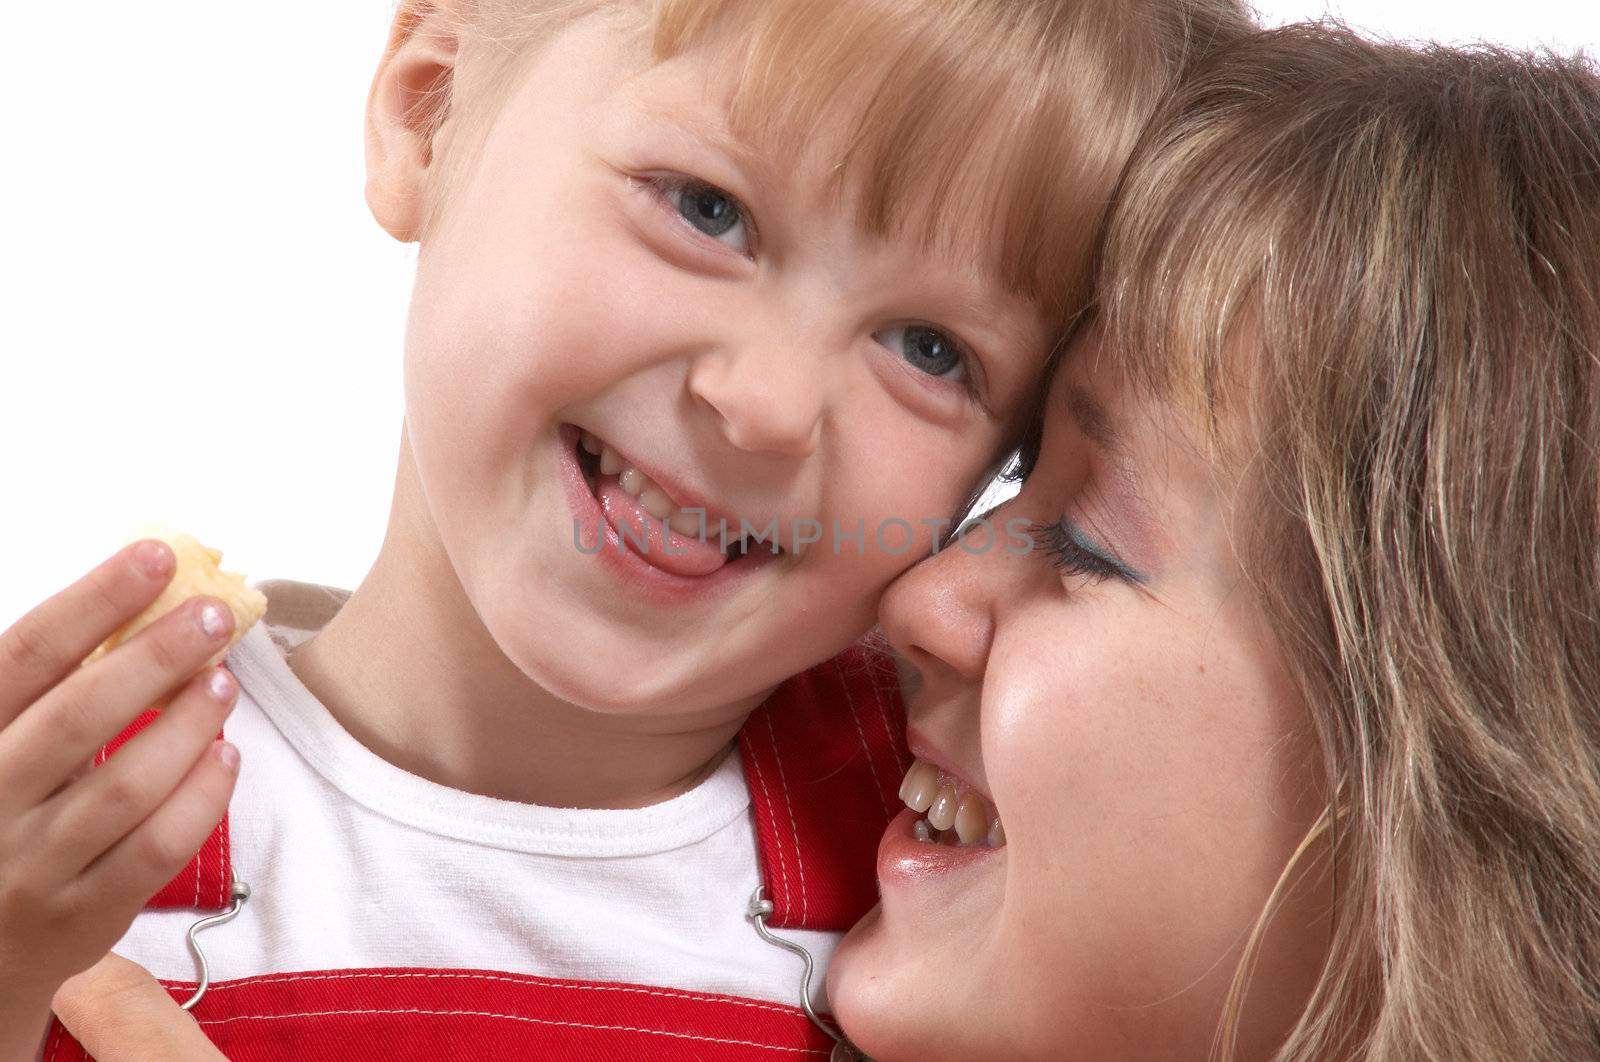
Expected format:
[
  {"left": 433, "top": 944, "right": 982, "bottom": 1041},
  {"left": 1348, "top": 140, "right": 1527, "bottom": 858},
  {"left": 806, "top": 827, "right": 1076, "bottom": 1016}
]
[
  {"left": 187, "top": 970, "right": 812, "bottom": 1017},
  {"left": 193, "top": 1008, "right": 830, "bottom": 1054},
  {"left": 44, "top": 1024, "right": 60, "bottom": 1062},
  {"left": 744, "top": 727, "right": 794, "bottom": 919},
  {"left": 838, "top": 671, "right": 890, "bottom": 818},
  {"left": 764, "top": 710, "right": 808, "bottom": 926},
  {"left": 219, "top": 817, "right": 230, "bottom": 908}
]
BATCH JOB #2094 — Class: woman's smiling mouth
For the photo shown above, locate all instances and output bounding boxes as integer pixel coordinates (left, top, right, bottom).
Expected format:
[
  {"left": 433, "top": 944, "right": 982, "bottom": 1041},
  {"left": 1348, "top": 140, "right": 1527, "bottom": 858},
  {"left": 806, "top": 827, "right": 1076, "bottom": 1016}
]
[
  {"left": 902, "top": 758, "right": 998, "bottom": 850},
  {"left": 899, "top": 758, "right": 1006, "bottom": 848},
  {"left": 876, "top": 749, "right": 1006, "bottom": 886}
]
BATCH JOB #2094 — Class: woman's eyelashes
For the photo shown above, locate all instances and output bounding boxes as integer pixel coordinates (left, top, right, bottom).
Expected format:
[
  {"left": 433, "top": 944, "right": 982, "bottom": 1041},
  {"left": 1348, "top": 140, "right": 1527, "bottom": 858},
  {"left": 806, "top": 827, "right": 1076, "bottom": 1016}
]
[
  {"left": 644, "top": 174, "right": 755, "bottom": 256},
  {"left": 1028, "top": 517, "right": 1144, "bottom": 586}
]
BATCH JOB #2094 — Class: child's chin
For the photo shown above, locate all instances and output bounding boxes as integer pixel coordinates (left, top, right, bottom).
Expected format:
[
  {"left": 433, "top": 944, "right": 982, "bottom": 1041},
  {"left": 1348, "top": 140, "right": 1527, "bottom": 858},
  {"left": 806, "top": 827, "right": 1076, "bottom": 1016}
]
[{"left": 508, "top": 633, "right": 717, "bottom": 715}]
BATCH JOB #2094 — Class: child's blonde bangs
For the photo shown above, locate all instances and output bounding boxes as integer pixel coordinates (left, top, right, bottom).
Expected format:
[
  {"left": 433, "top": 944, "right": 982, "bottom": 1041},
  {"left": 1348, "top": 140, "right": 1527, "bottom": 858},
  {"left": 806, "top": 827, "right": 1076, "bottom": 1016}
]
[
  {"left": 440, "top": 0, "right": 1252, "bottom": 327},
  {"left": 648, "top": 0, "right": 1158, "bottom": 325}
]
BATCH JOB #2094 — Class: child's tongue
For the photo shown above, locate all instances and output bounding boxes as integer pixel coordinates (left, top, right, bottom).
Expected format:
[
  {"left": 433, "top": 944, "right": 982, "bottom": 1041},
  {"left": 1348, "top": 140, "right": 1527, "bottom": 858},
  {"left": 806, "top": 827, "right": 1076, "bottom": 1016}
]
[{"left": 595, "top": 477, "right": 730, "bottom": 577}]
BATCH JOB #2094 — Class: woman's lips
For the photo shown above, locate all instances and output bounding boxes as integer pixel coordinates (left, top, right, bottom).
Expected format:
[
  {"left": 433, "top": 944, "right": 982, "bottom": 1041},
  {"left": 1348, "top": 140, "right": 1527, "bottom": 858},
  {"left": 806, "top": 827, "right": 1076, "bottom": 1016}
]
[
  {"left": 878, "top": 806, "right": 1000, "bottom": 885},
  {"left": 877, "top": 756, "right": 1005, "bottom": 886}
]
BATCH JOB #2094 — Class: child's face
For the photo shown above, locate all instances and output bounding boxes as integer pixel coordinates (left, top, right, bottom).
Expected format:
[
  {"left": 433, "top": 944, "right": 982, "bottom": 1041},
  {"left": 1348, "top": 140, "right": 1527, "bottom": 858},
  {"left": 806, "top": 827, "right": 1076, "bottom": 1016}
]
[
  {"left": 828, "top": 343, "right": 1331, "bottom": 1058},
  {"left": 397, "top": 18, "right": 1049, "bottom": 716}
]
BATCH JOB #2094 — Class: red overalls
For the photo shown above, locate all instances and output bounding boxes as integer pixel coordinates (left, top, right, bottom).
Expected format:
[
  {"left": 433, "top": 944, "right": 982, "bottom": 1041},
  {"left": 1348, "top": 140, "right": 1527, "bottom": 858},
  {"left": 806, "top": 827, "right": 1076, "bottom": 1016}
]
[{"left": 45, "top": 645, "right": 907, "bottom": 1061}]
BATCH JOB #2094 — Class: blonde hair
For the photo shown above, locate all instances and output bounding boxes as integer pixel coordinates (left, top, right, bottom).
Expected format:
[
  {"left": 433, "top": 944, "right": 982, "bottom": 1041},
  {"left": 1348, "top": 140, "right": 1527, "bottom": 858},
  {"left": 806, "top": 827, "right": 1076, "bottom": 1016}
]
[
  {"left": 391, "top": 0, "right": 1255, "bottom": 327},
  {"left": 1099, "top": 25, "right": 1600, "bottom": 1060}
]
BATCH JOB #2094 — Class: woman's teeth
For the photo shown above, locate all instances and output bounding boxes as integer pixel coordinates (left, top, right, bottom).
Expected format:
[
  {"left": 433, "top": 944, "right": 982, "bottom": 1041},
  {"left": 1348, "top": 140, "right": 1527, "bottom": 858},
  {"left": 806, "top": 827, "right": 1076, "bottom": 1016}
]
[
  {"left": 898, "top": 759, "right": 1004, "bottom": 849},
  {"left": 580, "top": 430, "right": 710, "bottom": 539}
]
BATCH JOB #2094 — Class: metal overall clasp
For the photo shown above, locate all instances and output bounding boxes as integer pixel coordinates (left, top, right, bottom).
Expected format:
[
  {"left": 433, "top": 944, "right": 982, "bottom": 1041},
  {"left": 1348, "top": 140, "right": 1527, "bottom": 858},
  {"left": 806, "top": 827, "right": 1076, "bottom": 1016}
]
[
  {"left": 178, "top": 879, "right": 251, "bottom": 1012},
  {"left": 746, "top": 886, "right": 873, "bottom": 1062}
]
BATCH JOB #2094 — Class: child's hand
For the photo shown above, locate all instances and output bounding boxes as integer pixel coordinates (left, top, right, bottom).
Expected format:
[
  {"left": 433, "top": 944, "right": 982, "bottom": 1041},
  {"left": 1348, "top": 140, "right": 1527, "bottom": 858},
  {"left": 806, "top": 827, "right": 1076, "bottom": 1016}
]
[
  {"left": 53, "top": 952, "right": 229, "bottom": 1061},
  {"left": 0, "top": 542, "right": 241, "bottom": 1058}
]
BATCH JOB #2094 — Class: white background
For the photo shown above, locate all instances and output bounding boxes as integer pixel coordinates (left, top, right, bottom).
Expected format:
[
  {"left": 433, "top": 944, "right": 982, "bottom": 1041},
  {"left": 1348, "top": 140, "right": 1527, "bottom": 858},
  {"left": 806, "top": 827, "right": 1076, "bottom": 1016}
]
[{"left": 2, "top": 2, "right": 1596, "bottom": 628}]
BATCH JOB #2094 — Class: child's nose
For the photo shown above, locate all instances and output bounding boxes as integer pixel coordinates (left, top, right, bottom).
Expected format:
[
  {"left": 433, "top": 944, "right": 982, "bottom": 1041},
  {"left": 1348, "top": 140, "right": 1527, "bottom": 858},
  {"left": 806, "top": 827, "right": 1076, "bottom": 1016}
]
[{"left": 685, "top": 343, "right": 825, "bottom": 458}]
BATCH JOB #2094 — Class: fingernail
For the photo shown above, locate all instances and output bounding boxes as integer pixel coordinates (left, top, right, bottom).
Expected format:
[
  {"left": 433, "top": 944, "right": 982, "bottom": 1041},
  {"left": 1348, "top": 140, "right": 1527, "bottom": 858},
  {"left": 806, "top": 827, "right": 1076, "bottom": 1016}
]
[
  {"left": 215, "top": 741, "right": 241, "bottom": 772},
  {"left": 199, "top": 602, "right": 228, "bottom": 638},
  {"left": 132, "top": 540, "right": 173, "bottom": 580},
  {"left": 207, "top": 668, "right": 235, "bottom": 703}
]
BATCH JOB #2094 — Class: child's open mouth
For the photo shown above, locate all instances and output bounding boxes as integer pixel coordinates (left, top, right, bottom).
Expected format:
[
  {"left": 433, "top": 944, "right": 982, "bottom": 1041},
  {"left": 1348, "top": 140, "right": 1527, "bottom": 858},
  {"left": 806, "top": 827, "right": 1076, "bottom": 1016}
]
[{"left": 569, "top": 425, "right": 786, "bottom": 578}]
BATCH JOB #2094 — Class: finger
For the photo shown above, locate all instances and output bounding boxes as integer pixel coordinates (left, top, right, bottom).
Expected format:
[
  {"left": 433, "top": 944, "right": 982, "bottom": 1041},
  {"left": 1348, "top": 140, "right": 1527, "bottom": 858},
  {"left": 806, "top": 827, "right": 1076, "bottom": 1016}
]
[
  {"left": 0, "top": 595, "right": 236, "bottom": 809},
  {"left": 54, "top": 953, "right": 229, "bottom": 1062},
  {"left": 0, "top": 540, "right": 174, "bottom": 727},
  {"left": 43, "top": 667, "right": 238, "bottom": 877},
  {"left": 76, "top": 738, "right": 239, "bottom": 909}
]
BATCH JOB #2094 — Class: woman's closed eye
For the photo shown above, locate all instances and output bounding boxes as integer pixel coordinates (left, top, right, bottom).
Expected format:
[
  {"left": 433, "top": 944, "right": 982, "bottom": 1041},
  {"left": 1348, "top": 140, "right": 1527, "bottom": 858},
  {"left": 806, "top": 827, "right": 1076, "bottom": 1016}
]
[{"left": 1027, "top": 517, "right": 1144, "bottom": 586}]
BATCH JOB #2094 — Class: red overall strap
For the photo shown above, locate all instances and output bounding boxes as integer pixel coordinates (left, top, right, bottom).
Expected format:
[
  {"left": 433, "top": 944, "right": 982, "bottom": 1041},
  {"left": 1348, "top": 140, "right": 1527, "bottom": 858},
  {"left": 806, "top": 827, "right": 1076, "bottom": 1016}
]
[
  {"left": 738, "top": 641, "right": 910, "bottom": 931},
  {"left": 43, "top": 968, "right": 835, "bottom": 1060},
  {"left": 99, "top": 708, "right": 233, "bottom": 912}
]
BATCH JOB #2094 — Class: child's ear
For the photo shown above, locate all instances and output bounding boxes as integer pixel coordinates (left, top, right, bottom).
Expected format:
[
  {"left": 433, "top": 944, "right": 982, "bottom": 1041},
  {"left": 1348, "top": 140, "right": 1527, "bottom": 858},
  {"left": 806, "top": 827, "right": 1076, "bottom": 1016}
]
[{"left": 365, "top": 2, "right": 461, "bottom": 243}]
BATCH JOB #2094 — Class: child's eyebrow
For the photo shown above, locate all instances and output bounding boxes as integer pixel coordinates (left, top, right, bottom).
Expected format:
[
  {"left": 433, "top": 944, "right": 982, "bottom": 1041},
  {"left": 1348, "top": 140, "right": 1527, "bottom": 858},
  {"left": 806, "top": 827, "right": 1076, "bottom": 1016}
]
[
  {"left": 623, "top": 86, "right": 1046, "bottom": 357},
  {"left": 623, "top": 92, "right": 764, "bottom": 172},
  {"left": 937, "top": 283, "right": 1046, "bottom": 348}
]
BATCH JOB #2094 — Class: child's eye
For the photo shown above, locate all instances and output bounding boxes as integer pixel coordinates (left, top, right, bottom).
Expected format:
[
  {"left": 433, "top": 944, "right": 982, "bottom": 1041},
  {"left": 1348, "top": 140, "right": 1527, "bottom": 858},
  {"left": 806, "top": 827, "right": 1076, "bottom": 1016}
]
[
  {"left": 653, "top": 176, "right": 753, "bottom": 255},
  {"left": 1026, "top": 517, "right": 1140, "bottom": 586},
  {"left": 874, "top": 325, "right": 970, "bottom": 383}
]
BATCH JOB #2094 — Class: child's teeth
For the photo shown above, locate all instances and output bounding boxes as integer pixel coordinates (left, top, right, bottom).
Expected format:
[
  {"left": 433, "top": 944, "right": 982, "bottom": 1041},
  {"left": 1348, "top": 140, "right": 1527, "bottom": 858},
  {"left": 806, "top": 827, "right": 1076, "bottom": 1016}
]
[
  {"left": 638, "top": 487, "right": 675, "bottom": 520},
  {"left": 668, "top": 509, "right": 703, "bottom": 537},
  {"left": 986, "top": 817, "right": 1006, "bottom": 849},
  {"left": 927, "top": 786, "right": 958, "bottom": 832},
  {"left": 613, "top": 465, "right": 685, "bottom": 528},
  {"left": 583, "top": 430, "right": 779, "bottom": 557},
  {"left": 912, "top": 818, "right": 934, "bottom": 843},
  {"left": 898, "top": 761, "right": 939, "bottom": 813},
  {"left": 954, "top": 794, "right": 989, "bottom": 845},
  {"left": 596, "top": 454, "right": 695, "bottom": 535}
]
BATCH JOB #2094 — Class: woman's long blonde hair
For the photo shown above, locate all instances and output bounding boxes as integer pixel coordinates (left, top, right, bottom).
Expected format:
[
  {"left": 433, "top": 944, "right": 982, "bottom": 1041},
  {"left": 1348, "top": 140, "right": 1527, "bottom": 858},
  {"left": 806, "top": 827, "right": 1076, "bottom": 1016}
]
[{"left": 1099, "top": 25, "right": 1600, "bottom": 1060}]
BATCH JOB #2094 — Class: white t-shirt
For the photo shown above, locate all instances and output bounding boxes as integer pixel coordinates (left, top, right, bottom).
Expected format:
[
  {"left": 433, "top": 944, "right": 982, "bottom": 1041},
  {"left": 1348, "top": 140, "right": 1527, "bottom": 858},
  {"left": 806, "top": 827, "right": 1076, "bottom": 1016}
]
[{"left": 111, "top": 580, "right": 838, "bottom": 1012}]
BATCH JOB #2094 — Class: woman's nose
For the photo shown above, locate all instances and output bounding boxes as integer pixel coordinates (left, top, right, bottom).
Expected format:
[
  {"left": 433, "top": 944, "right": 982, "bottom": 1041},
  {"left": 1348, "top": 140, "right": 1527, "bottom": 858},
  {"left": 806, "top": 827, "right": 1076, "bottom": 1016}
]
[
  {"left": 686, "top": 340, "right": 826, "bottom": 458},
  {"left": 878, "top": 521, "right": 1014, "bottom": 685}
]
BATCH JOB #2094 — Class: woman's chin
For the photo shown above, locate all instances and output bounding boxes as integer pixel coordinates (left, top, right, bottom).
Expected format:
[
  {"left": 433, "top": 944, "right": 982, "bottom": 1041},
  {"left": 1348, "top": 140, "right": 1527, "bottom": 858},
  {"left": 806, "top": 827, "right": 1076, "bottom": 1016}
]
[
  {"left": 827, "top": 908, "right": 919, "bottom": 1062},
  {"left": 828, "top": 903, "right": 991, "bottom": 1062}
]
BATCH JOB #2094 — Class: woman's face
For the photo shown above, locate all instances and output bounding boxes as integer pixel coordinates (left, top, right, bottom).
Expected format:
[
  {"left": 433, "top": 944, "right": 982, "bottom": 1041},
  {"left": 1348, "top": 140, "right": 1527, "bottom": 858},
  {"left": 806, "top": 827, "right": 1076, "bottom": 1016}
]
[{"left": 828, "top": 343, "right": 1332, "bottom": 1060}]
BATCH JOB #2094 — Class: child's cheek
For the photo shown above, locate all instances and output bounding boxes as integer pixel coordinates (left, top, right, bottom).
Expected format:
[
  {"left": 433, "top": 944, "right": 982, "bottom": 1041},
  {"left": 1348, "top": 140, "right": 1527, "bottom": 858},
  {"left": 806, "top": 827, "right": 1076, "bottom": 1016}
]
[{"left": 821, "top": 411, "right": 1000, "bottom": 586}]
